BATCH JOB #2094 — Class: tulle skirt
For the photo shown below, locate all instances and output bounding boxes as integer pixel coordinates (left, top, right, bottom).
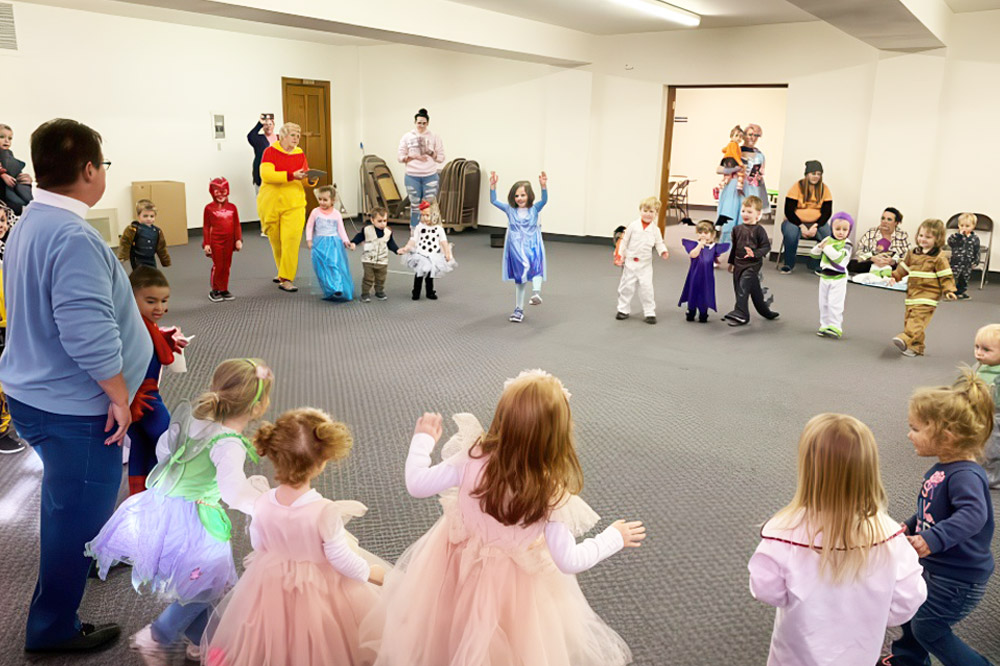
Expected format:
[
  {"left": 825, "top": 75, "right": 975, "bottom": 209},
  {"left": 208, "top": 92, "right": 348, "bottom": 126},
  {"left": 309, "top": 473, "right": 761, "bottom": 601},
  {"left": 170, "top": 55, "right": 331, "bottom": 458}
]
[
  {"left": 203, "top": 551, "right": 383, "bottom": 666},
  {"left": 311, "top": 235, "right": 354, "bottom": 301},
  {"left": 85, "top": 491, "right": 237, "bottom": 604},
  {"left": 360, "top": 515, "right": 632, "bottom": 666},
  {"left": 402, "top": 250, "right": 456, "bottom": 278}
]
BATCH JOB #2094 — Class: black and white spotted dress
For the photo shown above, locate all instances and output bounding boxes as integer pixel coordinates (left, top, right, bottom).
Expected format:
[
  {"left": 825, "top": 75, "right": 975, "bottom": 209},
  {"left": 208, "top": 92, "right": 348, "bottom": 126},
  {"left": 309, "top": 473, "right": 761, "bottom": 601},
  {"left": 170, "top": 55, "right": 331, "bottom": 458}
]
[{"left": 402, "top": 223, "right": 457, "bottom": 278}]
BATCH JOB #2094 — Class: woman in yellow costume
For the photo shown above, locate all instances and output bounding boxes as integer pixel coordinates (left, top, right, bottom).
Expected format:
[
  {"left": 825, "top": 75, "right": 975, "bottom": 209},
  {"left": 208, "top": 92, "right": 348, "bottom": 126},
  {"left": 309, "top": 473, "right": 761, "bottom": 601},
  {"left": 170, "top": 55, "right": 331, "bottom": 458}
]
[{"left": 257, "top": 122, "right": 318, "bottom": 292}]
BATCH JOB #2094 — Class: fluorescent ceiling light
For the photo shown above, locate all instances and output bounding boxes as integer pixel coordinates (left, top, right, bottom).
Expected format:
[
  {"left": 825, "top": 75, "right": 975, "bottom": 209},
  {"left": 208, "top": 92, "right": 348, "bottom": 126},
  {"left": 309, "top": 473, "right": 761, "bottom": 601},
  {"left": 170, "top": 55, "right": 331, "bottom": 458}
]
[{"left": 610, "top": 0, "right": 701, "bottom": 27}]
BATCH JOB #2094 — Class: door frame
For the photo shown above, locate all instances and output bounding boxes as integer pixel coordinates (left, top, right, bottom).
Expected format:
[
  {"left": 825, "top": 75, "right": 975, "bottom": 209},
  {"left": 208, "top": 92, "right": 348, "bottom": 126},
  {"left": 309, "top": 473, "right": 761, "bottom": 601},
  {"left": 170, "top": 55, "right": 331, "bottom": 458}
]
[
  {"left": 281, "top": 77, "right": 333, "bottom": 189},
  {"left": 657, "top": 83, "right": 788, "bottom": 232}
]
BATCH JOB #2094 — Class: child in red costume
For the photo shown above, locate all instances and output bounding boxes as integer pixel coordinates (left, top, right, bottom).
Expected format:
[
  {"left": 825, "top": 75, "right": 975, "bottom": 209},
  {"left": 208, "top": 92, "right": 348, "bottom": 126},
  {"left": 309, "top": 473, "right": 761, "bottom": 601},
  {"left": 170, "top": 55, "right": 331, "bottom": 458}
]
[{"left": 203, "top": 177, "right": 243, "bottom": 302}]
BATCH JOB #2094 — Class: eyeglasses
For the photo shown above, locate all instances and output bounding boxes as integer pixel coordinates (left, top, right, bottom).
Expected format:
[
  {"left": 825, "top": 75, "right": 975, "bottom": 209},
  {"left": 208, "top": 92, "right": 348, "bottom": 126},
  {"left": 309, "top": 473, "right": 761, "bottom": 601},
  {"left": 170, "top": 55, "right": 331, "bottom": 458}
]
[
  {"left": 100, "top": 160, "right": 111, "bottom": 171},
  {"left": 745, "top": 133, "right": 761, "bottom": 138}
]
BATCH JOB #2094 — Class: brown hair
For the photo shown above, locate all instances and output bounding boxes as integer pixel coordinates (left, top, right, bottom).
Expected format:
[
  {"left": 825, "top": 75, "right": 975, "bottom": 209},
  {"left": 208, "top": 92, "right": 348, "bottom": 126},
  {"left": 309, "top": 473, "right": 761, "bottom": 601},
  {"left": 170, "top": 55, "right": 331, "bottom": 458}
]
[
  {"left": 31, "top": 119, "right": 103, "bottom": 190},
  {"left": 135, "top": 199, "right": 156, "bottom": 217},
  {"left": 129, "top": 265, "right": 169, "bottom": 291},
  {"left": 729, "top": 125, "right": 744, "bottom": 141},
  {"left": 254, "top": 408, "right": 353, "bottom": 486},
  {"left": 695, "top": 220, "right": 717, "bottom": 238},
  {"left": 797, "top": 174, "right": 825, "bottom": 206},
  {"left": 770, "top": 414, "right": 888, "bottom": 583},
  {"left": 314, "top": 184, "right": 336, "bottom": 200},
  {"left": 508, "top": 181, "right": 535, "bottom": 208},
  {"left": 909, "top": 367, "right": 994, "bottom": 461},
  {"left": 193, "top": 358, "right": 274, "bottom": 422},
  {"left": 471, "top": 371, "right": 583, "bottom": 526},
  {"left": 917, "top": 218, "right": 946, "bottom": 251},
  {"left": 742, "top": 195, "right": 763, "bottom": 212},
  {"left": 370, "top": 206, "right": 388, "bottom": 220}
]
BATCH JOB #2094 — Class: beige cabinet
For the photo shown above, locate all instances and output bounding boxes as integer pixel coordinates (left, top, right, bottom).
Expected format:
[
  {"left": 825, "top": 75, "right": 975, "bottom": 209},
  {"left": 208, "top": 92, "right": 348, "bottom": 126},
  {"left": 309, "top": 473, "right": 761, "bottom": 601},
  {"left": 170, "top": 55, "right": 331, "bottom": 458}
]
[{"left": 131, "top": 181, "right": 188, "bottom": 246}]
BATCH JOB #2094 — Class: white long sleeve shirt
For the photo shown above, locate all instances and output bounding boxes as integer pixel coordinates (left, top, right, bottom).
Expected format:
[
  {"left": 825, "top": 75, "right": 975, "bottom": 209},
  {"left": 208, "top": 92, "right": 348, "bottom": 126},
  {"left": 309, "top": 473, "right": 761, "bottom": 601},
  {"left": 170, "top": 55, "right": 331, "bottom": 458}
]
[
  {"left": 617, "top": 218, "right": 667, "bottom": 265},
  {"left": 405, "top": 433, "right": 624, "bottom": 574}
]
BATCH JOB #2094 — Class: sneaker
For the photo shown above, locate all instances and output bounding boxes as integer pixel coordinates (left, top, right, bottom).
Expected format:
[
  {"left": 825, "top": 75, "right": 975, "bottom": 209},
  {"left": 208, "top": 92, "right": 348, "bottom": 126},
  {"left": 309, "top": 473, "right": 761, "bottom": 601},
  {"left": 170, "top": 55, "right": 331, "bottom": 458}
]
[
  {"left": 509, "top": 308, "right": 524, "bottom": 323},
  {"left": 129, "top": 625, "right": 185, "bottom": 655},
  {"left": 813, "top": 270, "right": 823, "bottom": 277},
  {"left": 375, "top": 291, "right": 387, "bottom": 300},
  {"left": 778, "top": 266, "right": 792, "bottom": 274},
  {"left": 529, "top": 293, "right": 543, "bottom": 306},
  {"left": 360, "top": 294, "right": 371, "bottom": 303},
  {"left": 25, "top": 622, "right": 121, "bottom": 653},
  {"left": 208, "top": 291, "right": 224, "bottom": 303},
  {"left": 426, "top": 292, "right": 438, "bottom": 300},
  {"left": 220, "top": 291, "right": 235, "bottom": 301},
  {"left": 816, "top": 329, "right": 827, "bottom": 337},
  {"left": 957, "top": 292, "right": 971, "bottom": 300},
  {"left": 727, "top": 316, "right": 749, "bottom": 326},
  {"left": 0, "top": 433, "right": 25, "bottom": 454},
  {"left": 762, "top": 311, "right": 780, "bottom": 320},
  {"left": 891, "top": 336, "right": 907, "bottom": 353},
  {"left": 644, "top": 316, "right": 656, "bottom": 325},
  {"left": 615, "top": 312, "right": 629, "bottom": 320},
  {"left": 902, "top": 348, "right": 919, "bottom": 357},
  {"left": 272, "top": 277, "right": 280, "bottom": 283},
  {"left": 819, "top": 328, "right": 841, "bottom": 339},
  {"left": 278, "top": 281, "right": 298, "bottom": 292}
]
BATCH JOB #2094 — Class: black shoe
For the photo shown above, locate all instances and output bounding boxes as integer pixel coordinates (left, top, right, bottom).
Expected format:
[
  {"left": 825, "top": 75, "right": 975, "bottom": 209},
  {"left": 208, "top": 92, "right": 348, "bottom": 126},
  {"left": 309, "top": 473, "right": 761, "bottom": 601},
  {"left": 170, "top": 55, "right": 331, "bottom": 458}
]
[
  {"left": 426, "top": 292, "right": 438, "bottom": 300},
  {"left": 727, "top": 316, "right": 749, "bottom": 326},
  {"left": 698, "top": 314, "right": 709, "bottom": 323},
  {"left": 272, "top": 277, "right": 280, "bottom": 283},
  {"left": 644, "top": 316, "right": 656, "bottom": 325},
  {"left": 360, "top": 294, "right": 372, "bottom": 303},
  {"left": 375, "top": 291, "right": 387, "bottom": 300},
  {"left": 220, "top": 291, "right": 235, "bottom": 301},
  {"left": 762, "top": 311, "right": 780, "bottom": 320},
  {"left": 685, "top": 310, "right": 695, "bottom": 322},
  {"left": 208, "top": 291, "right": 224, "bottom": 303},
  {"left": 0, "top": 434, "right": 25, "bottom": 454},
  {"left": 615, "top": 312, "right": 629, "bottom": 320},
  {"left": 412, "top": 292, "right": 420, "bottom": 301},
  {"left": 25, "top": 623, "right": 121, "bottom": 653}
]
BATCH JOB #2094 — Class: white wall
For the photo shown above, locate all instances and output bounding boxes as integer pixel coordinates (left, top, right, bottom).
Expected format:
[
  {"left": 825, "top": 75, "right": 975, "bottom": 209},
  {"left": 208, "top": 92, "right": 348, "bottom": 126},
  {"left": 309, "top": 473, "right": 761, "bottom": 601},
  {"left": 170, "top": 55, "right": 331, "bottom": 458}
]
[
  {"left": 2, "top": 2, "right": 363, "bottom": 236},
  {"left": 671, "top": 87, "right": 788, "bottom": 208}
]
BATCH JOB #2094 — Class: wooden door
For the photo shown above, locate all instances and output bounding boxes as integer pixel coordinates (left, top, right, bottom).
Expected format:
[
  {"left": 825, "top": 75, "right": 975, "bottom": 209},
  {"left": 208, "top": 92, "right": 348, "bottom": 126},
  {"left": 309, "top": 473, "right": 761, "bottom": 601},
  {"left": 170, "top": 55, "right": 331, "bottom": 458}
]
[
  {"left": 282, "top": 77, "right": 332, "bottom": 191},
  {"left": 657, "top": 86, "right": 676, "bottom": 233}
]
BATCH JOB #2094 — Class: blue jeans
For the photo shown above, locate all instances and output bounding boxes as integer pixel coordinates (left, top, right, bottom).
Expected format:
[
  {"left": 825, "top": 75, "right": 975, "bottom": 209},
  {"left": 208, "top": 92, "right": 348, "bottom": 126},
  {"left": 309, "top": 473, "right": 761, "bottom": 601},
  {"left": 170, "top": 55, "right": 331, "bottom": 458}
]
[
  {"left": 8, "top": 397, "right": 123, "bottom": 650},
  {"left": 404, "top": 173, "right": 439, "bottom": 227},
  {"left": 781, "top": 220, "right": 830, "bottom": 270},
  {"left": 889, "top": 570, "right": 993, "bottom": 666},
  {"left": 151, "top": 601, "right": 211, "bottom": 646}
]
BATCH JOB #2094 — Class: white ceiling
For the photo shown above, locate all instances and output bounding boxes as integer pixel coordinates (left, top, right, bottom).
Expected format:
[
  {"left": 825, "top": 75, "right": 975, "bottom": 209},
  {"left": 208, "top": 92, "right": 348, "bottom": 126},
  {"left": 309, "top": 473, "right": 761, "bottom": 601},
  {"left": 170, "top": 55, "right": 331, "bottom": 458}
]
[
  {"left": 447, "top": 0, "right": 818, "bottom": 34},
  {"left": 944, "top": 0, "right": 1000, "bottom": 11}
]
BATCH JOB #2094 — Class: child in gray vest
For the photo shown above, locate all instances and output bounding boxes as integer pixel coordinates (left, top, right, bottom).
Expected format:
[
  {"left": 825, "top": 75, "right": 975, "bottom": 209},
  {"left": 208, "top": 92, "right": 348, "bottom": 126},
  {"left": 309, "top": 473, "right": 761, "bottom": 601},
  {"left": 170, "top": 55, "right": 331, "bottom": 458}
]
[{"left": 350, "top": 206, "right": 402, "bottom": 302}]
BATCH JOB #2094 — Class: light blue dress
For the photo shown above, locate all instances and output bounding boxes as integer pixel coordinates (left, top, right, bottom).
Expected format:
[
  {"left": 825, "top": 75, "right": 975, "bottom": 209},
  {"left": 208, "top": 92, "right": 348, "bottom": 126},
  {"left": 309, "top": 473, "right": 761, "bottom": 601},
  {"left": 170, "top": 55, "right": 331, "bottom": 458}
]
[
  {"left": 717, "top": 147, "right": 769, "bottom": 245},
  {"left": 310, "top": 212, "right": 354, "bottom": 302},
  {"left": 491, "top": 189, "right": 548, "bottom": 283}
]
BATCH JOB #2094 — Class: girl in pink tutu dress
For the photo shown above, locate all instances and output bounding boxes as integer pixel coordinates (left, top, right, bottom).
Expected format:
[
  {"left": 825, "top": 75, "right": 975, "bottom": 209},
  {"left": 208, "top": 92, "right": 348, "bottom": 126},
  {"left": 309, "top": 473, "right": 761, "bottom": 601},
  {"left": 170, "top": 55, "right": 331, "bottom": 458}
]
[
  {"left": 85, "top": 358, "right": 274, "bottom": 660},
  {"left": 361, "top": 369, "right": 646, "bottom": 666},
  {"left": 203, "top": 407, "right": 387, "bottom": 666}
]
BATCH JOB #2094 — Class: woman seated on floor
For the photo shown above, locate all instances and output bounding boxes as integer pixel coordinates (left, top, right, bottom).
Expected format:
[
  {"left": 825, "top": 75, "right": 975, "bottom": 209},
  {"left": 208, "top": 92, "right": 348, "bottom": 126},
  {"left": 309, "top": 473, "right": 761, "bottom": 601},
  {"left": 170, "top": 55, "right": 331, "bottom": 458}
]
[{"left": 848, "top": 206, "right": 908, "bottom": 274}]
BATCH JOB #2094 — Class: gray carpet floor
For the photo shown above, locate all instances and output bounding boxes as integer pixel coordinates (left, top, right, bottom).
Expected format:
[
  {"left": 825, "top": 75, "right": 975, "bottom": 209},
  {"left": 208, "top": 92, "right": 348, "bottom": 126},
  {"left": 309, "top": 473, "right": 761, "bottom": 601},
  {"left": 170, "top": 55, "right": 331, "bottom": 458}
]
[{"left": 2, "top": 221, "right": 999, "bottom": 666}]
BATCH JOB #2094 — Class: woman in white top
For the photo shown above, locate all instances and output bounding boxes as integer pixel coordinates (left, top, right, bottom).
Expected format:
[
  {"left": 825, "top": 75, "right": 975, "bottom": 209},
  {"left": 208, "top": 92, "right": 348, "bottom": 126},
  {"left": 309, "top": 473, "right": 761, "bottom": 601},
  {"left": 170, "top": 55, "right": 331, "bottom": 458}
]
[{"left": 398, "top": 108, "right": 445, "bottom": 227}]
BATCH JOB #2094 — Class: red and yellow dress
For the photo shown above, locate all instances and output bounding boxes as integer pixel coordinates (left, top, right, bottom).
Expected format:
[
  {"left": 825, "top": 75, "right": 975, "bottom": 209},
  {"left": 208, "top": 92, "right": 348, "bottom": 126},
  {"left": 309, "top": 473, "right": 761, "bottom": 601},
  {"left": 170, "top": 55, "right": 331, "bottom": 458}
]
[{"left": 257, "top": 143, "right": 310, "bottom": 282}]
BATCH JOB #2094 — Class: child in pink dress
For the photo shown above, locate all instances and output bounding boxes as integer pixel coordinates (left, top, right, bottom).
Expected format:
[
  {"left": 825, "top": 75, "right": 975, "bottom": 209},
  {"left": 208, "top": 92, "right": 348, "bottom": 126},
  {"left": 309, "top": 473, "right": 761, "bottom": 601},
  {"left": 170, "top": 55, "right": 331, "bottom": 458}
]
[
  {"left": 748, "top": 413, "right": 927, "bottom": 666},
  {"left": 362, "top": 369, "right": 646, "bottom": 666},
  {"left": 204, "top": 407, "right": 386, "bottom": 666}
]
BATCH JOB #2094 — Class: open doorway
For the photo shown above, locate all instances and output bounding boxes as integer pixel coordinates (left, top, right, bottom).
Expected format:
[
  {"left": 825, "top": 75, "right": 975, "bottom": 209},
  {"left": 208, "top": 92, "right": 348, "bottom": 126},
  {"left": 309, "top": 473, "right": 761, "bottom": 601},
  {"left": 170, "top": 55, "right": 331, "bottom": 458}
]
[
  {"left": 658, "top": 85, "right": 788, "bottom": 231},
  {"left": 282, "top": 77, "right": 333, "bottom": 190}
]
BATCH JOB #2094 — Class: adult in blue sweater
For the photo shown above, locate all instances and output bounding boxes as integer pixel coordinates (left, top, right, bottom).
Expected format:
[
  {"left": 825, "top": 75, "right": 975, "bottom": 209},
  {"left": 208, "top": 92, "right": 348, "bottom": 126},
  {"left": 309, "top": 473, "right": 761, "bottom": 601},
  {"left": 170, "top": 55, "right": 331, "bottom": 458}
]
[{"left": 0, "top": 119, "right": 150, "bottom": 653}]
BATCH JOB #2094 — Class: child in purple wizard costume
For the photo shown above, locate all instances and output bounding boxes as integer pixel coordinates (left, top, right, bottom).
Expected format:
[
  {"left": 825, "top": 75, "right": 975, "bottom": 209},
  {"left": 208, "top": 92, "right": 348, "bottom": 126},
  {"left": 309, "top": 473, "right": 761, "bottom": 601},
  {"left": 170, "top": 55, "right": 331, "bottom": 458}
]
[{"left": 679, "top": 221, "right": 731, "bottom": 322}]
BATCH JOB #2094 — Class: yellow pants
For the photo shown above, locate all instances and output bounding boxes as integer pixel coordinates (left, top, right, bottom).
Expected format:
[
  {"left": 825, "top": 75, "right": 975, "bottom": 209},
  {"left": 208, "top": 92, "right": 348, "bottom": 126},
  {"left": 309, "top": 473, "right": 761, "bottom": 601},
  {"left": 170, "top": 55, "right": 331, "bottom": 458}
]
[
  {"left": 898, "top": 304, "right": 936, "bottom": 355},
  {"left": 263, "top": 206, "right": 306, "bottom": 282}
]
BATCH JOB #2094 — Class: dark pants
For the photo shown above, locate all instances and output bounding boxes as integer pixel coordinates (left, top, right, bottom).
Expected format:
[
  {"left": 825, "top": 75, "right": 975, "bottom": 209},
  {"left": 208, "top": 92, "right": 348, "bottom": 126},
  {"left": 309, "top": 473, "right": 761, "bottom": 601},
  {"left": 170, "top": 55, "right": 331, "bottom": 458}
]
[
  {"left": 8, "top": 397, "right": 122, "bottom": 650},
  {"left": 686, "top": 307, "right": 708, "bottom": 322},
  {"left": 889, "top": 570, "right": 992, "bottom": 666},
  {"left": 954, "top": 266, "right": 972, "bottom": 295},
  {"left": 412, "top": 275, "right": 435, "bottom": 297},
  {"left": 781, "top": 220, "right": 830, "bottom": 270},
  {"left": 126, "top": 392, "right": 170, "bottom": 495},
  {"left": 727, "top": 264, "right": 773, "bottom": 322},
  {"left": 362, "top": 263, "right": 388, "bottom": 295}
]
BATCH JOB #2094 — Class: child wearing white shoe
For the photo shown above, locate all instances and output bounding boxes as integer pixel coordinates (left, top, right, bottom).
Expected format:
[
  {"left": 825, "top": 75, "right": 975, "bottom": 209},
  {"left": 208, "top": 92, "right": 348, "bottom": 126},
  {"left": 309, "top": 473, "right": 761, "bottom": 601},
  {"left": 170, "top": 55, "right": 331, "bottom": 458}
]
[{"left": 615, "top": 196, "right": 668, "bottom": 325}]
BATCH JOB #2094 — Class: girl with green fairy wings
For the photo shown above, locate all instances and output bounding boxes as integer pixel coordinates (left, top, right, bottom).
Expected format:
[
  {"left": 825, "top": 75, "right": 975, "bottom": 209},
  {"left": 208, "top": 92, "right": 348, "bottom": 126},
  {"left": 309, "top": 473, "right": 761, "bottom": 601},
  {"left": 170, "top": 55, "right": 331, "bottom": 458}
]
[{"left": 86, "top": 358, "right": 274, "bottom": 660}]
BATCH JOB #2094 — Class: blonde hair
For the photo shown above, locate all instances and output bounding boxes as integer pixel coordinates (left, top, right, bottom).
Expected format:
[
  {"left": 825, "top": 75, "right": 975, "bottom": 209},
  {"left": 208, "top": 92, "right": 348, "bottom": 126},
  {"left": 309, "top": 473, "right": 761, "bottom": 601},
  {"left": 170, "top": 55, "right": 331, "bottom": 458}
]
[
  {"left": 135, "top": 199, "right": 156, "bottom": 217},
  {"left": 742, "top": 195, "right": 763, "bottom": 212},
  {"left": 424, "top": 196, "right": 443, "bottom": 226},
  {"left": 975, "top": 323, "right": 1000, "bottom": 347},
  {"left": 0, "top": 124, "right": 12, "bottom": 134},
  {"left": 472, "top": 371, "right": 583, "bottom": 526},
  {"left": 771, "top": 414, "right": 888, "bottom": 583},
  {"left": 314, "top": 184, "right": 336, "bottom": 200},
  {"left": 254, "top": 408, "right": 352, "bottom": 486},
  {"left": 958, "top": 212, "right": 978, "bottom": 227},
  {"left": 193, "top": 358, "right": 274, "bottom": 422},
  {"left": 917, "top": 218, "right": 946, "bottom": 250},
  {"left": 639, "top": 196, "right": 661, "bottom": 212},
  {"left": 695, "top": 220, "right": 717, "bottom": 238},
  {"left": 278, "top": 122, "right": 301, "bottom": 139},
  {"left": 909, "top": 367, "right": 994, "bottom": 461}
]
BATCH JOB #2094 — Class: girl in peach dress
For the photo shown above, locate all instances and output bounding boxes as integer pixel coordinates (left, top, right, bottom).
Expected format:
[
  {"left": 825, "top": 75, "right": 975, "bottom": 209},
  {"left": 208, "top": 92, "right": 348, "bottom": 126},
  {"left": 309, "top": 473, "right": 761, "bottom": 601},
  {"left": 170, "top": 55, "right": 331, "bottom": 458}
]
[
  {"left": 362, "top": 369, "right": 646, "bottom": 666},
  {"left": 203, "top": 408, "right": 386, "bottom": 666}
]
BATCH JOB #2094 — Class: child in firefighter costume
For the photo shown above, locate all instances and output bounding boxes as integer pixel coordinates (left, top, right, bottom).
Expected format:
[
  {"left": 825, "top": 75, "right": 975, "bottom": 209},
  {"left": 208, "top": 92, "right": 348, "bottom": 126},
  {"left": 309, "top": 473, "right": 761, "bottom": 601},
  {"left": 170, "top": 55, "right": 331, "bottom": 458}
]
[{"left": 203, "top": 178, "right": 243, "bottom": 302}]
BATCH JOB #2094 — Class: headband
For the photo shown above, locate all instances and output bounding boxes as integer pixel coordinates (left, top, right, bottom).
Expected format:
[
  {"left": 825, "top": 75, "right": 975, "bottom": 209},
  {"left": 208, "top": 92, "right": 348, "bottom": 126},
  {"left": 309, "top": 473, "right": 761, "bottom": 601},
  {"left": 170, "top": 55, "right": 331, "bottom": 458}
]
[
  {"left": 245, "top": 359, "right": 272, "bottom": 405},
  {"left": 419, "top": 201, "right": 431, "bottom": 211},
  {"left": 504, "top": 369, "right": 572, "bottom": 400}
]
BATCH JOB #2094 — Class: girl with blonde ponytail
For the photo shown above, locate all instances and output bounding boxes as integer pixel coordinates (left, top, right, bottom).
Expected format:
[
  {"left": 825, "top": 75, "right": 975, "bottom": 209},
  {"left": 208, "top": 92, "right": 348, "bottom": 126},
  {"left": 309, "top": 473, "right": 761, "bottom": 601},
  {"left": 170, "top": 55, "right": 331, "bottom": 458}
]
[
  {"left": 204, "top": 408, "right": 385, "bottom": 666},
  {"left": 882, "top": 367, "right": 995, "bottom": 666},
  {"left": 86, "top": 359, "right": 274, "bottom": 659},
  {"left": 749, "top": 413, "right": 926, "bottom": 665}
]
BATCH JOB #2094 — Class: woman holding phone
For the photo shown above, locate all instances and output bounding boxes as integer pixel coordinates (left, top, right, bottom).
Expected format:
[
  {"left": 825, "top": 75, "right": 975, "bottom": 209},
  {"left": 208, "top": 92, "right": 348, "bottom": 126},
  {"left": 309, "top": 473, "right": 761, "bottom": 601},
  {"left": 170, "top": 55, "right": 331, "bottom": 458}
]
[
  {"left": 256, "top": 122, "right": 318, "bottom": 292},
  {"left": 398, "top": 108, "right": 445, "bottom": 227}
]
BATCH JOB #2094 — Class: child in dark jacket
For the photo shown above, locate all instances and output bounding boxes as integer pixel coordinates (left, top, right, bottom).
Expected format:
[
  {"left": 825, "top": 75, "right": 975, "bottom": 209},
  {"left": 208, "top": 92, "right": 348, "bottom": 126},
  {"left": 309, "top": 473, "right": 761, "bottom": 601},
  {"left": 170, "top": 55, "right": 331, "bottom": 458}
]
[{"left": 723, "top": 195, "right": 779, "bottom": 326}]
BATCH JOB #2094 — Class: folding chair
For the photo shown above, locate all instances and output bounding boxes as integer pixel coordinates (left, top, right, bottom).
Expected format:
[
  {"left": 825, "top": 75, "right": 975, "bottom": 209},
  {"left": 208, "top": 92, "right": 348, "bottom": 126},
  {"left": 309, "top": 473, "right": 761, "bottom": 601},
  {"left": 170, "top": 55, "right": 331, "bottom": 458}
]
[{"left": 946, "top": 213, "right": 993, "bottom": 289}]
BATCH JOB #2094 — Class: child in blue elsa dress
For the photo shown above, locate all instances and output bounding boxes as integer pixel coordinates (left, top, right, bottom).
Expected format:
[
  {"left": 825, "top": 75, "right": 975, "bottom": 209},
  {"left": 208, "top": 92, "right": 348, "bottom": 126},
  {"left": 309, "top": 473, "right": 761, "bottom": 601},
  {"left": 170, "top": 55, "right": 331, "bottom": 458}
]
[{"left": 490, "top": 170, "right": 548, "bottom": 323}]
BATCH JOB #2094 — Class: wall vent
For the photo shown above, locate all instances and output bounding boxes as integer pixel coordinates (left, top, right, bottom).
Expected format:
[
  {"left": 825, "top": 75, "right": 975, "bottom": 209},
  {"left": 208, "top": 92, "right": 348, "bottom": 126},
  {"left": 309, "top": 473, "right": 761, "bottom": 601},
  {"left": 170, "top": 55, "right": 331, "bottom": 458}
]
[{"left": 0, "top": 4, "right": 18, "bottom": 52}]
